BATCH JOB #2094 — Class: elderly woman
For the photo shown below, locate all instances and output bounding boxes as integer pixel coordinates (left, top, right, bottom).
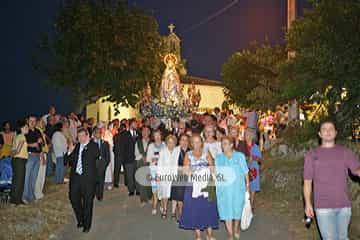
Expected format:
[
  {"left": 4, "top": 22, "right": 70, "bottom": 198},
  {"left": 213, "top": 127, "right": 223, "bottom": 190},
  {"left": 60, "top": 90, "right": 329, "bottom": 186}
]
[
  {"left": 134, "top": 125, "right": 152, "bottom": 206},
  {"left": 215, "top": 136, "right": 250, "bottom": 240},
  {"left": 215, "top": 127, "right": 226, "bottom": 142},
  {"left": 170, "top": 134, "right": 190, "bottom": 221},
  {"left": 157, "top": 135, "right": 180, "bottom": 219},
  {"left": 179, "top": 134, "right": 219, "bottom": 240},
  {"left": 229, "top": 126, "right": 247, "bottom": 156},
  {"left": 146, "top": 129, "right": 166, "bottom": 215},
  {"left": 203, "top": 125, "right": 222, "bottom": 160},
  {"left": 245, "top": 133, "right": 262, "bottom": 212}
]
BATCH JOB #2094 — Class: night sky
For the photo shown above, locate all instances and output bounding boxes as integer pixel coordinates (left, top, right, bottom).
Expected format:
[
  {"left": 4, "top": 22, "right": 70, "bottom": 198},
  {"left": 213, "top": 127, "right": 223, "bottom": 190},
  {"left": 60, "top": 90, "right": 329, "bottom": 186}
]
[{"left": 1, "top": 0, "right": 306, "bottom": 124}]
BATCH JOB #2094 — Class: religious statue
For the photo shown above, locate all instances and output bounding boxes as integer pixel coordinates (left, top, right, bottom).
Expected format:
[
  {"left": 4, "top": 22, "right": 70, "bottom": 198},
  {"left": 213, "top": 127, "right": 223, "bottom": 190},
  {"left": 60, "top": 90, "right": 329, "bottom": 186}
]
[
  {"left": 140, "top": 82, "right": 152, "bottom": 107},
  {"left": 160, "top": 53, "right": 182, "bottom": 105},
  {"left": 138, "top": 23, "right": 199, "bottom": 119},
  {"left": 187, "top": 81, "right": 201, "bottom": 108},
  {"left": 194, "top": 89, "right": 201, "bottom": 108}
]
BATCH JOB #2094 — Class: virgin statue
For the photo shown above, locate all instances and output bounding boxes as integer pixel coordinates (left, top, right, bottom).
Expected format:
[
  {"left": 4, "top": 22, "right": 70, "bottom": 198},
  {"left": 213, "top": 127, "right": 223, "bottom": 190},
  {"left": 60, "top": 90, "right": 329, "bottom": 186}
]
[{"left": 160, "top": 53, "right": 182, "bottom": 105}]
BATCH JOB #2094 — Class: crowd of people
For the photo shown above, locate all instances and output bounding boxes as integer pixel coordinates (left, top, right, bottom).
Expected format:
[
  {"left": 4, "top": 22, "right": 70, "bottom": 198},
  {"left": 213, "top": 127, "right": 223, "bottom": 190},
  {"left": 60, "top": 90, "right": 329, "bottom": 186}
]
[
  {"left": 1, "top": 105, "right": 359, "bottom": 240},
  {"left": 0, "top": 106, "right": 266, "bottom": 239}
]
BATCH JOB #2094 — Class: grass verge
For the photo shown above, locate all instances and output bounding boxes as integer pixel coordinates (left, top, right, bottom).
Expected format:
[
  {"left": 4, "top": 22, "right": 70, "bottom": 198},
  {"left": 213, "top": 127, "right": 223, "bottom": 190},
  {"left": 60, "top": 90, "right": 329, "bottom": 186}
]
[{"left": 0, "top": 177, "right": 72, "bottom": 240}]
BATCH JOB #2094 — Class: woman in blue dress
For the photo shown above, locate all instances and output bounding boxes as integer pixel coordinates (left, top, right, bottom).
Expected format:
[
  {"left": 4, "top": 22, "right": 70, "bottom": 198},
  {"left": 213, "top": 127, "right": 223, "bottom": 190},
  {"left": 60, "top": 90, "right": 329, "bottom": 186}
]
[
  {"left": 215, "top": 136, "right": 250, "bottom": 240},
  {"left": 245, "top": 133, "right": 262, "bottom": 212},
  {"left": 179, "top": 134, "right": 219, "bottom": 240}
]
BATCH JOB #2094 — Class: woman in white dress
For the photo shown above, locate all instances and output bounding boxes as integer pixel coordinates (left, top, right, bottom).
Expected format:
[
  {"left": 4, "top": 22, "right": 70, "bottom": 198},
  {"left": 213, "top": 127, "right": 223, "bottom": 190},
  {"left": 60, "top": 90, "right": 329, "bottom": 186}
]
[
  {"left": 203, "top": 125, "right": 222, "bottom": 160},
  {"left": 157, "top": 135, "right": 180, "bottom": 219},
  {"left": 103, "top": 123, "right": 114, "bottom": 190},
  {"left": 146, "top": 129, "right": 166, "bottom": 215}
]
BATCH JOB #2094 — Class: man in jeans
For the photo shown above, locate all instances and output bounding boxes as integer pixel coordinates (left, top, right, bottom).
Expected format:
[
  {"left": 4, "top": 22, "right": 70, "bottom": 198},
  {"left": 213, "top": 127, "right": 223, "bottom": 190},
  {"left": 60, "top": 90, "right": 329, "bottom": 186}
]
[
  {"left": 242, "top": 108, "right": 258, "bottom": 141},
  {"left": 23, "top": 116, "right": 43, "bottom": 203},
  {"left": 304, "top": 120, "right": 360, "bottom": 239}
]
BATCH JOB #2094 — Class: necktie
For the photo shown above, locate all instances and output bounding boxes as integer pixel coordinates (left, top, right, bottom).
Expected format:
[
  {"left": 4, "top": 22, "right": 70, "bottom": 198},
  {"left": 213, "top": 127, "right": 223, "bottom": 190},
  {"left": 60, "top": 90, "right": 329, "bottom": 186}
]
[{"left": 76, "top": 145, "right": 84, "bottom": 175}]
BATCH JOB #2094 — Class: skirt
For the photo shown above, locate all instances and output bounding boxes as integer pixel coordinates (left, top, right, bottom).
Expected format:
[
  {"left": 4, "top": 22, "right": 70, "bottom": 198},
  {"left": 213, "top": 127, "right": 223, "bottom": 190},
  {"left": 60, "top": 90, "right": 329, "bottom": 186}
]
[
  {"left": 170, "top": 184, "right": 185, "bottom": 201},
  {"left": 179, "top": 185, "right": 219, "bottom": 230}
]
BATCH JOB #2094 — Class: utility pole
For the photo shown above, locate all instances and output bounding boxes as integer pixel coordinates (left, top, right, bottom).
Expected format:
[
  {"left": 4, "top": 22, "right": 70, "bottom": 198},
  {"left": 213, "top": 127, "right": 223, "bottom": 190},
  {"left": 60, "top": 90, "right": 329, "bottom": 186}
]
[
  {"left": 287, "top": 0, "right": 296, "bottom": 59},
  {"left": 287, "top": 0, "right": 296, "bottom": 30},
  {"left": 287, "top": 0, "right": 300, "bottom": 124}
]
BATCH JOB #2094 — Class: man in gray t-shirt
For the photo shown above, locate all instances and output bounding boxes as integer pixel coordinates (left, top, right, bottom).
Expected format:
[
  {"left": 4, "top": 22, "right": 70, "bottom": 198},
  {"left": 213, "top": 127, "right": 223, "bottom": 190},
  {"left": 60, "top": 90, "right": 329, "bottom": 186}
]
[
  {"left": 242, "top": 109, "right": 258, "bottom": 141},
  {"left": 304, "top": 120, "right": 360, "bottom": 240}
]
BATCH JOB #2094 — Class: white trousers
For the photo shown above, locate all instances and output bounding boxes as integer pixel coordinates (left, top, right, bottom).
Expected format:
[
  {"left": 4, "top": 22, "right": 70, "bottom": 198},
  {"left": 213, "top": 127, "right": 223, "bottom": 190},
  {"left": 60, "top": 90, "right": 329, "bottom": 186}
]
[{"left": 34, "top": 154, "right": 47, "bottom": 200}]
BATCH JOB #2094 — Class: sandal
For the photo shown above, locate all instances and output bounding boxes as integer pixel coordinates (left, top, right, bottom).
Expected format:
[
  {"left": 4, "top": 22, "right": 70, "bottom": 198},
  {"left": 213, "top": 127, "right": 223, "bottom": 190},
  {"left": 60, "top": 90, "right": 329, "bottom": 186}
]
[
  {"left": 161, "top": 209, "right": 167, "bottom": 219},
  {"left": 151, "top": 209, "right": 157, "bottom": 215}
]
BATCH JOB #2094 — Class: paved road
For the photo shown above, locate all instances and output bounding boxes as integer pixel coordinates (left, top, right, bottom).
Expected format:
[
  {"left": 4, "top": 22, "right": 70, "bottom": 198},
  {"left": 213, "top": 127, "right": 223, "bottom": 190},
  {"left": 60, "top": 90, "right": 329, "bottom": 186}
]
[{"left": 59, "top": 186, "right": 289, "bottom": 240}]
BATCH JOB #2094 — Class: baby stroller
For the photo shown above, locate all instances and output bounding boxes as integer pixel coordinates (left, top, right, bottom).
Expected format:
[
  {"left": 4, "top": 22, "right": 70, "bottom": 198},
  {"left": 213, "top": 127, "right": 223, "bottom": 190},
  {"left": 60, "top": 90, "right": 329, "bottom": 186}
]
[{"left": 0, "top": 157, "right": 12, "bottom": 205}]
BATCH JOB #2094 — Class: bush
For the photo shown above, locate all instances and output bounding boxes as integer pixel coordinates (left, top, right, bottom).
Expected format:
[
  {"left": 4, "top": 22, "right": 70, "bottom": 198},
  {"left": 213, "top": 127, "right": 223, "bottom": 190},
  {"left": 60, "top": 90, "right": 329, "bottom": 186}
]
[{"left": 279, "top": 121, "right": 319, "bottom": 150}]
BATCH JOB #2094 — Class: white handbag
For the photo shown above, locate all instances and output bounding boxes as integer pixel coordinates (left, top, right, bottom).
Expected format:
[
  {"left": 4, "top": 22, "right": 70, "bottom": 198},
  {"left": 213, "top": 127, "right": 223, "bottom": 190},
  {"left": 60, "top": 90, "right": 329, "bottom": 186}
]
[{"left": 241, "top": 191, "right": 253, "bottom": 230}]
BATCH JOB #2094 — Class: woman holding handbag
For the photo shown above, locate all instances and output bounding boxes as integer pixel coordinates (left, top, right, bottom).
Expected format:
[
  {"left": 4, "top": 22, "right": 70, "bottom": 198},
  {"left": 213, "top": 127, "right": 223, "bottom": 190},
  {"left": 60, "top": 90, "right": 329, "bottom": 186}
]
[
  {"left": 170, "top": 134, "right": 190, "bottom": 221},
  {"left": 215, "top": 136, "right": 250, "bottom": 240},
  {"left": 245, "top": 133, "right": 262, "bottom": 212}
]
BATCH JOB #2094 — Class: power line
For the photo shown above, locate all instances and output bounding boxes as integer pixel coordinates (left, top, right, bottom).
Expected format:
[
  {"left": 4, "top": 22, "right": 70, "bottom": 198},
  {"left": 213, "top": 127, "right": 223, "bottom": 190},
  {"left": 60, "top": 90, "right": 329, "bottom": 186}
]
[{"left": 181, "top": 0, "right": 239, "bottom": 34}]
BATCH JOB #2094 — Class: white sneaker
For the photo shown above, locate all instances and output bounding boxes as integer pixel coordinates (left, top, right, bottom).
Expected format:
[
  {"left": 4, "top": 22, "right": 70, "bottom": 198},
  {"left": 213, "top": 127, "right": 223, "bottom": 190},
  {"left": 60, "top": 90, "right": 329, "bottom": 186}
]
[
  {"left": 35, "top": 193, "right": 44, "bottom": 200},
  {"left": 107, "top": 185, "right": 113, "bottom": 191},
  {"left": 151, "top": 209, "right": 157, "bottom": 215}
]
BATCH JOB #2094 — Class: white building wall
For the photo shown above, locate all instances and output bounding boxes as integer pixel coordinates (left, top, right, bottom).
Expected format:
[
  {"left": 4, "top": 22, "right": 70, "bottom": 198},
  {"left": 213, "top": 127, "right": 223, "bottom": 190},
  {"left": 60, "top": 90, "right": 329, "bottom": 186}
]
[
  {"left": 182, "top": 84, "right": 224, "bottom": 111},
  {"left": 86, "top": 84, "right": 225, "bottom": 121}
]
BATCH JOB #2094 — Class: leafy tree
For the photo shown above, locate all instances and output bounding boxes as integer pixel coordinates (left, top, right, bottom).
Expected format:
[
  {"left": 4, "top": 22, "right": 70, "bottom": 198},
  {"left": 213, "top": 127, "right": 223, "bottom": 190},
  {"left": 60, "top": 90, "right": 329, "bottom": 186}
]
[
  {"left": 281, "top": 0, "right": 360, "bottom": 138},
  {"left": 221, "top": 42, "right": 287, "bottom": 110},
  {"left": 33, "top": 0, "right": 164, "bottom": 112}
]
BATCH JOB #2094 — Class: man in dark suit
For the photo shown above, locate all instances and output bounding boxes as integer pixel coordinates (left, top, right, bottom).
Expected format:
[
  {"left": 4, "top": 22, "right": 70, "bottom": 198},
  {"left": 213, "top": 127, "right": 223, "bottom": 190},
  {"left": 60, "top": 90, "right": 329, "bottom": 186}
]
[
  {"left": 113, "top": 123, "right": 127, "bottom": 188},
  {"left": 65, "top": 128, "right": 99, "bottom": 233},
  {"left": 93, "top": 127, "right": 110, "bottom": 201},
  {"left": 114, "top": 119, "right": 138, "bottom": 196}
]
